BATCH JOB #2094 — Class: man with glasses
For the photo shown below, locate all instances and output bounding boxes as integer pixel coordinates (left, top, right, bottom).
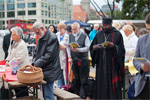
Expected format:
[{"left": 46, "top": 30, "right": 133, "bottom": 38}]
[
  {"left": 67, "top": 22, "right": 91, "bottom": 100},
  {"left": 133, "top": 13, "right": 150, "bottom": 99},
  {"left": 32, "top": 22, "right": 62, "bottom": 100},
  {"left": 90, "top": 17, "right": 125, "bottom": 99}
]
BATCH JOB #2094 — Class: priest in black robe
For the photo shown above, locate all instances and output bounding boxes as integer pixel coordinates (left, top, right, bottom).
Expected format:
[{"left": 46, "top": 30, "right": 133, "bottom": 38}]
[{"left": 90, "top": 17, "right": 125, "bottom": 99}]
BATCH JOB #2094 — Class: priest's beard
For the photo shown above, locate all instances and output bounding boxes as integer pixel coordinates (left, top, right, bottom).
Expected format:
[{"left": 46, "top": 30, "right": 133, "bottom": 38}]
[
  {"left": 39, "top": 29, "right": 45, "bottom": 38},
  {"left": 103, "top": 28, "right": 111, "bottom": 34}
]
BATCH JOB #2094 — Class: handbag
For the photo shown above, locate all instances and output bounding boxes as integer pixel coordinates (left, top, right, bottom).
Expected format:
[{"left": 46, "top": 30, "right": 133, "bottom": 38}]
[{"left": 0, "top": 74, "right": 10, "bottom": 100}]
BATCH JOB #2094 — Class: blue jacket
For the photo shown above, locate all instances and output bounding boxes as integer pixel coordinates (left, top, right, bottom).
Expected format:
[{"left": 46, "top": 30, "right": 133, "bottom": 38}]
[{"left": 89, "top": 29, "right": 98, "bottom": 42}]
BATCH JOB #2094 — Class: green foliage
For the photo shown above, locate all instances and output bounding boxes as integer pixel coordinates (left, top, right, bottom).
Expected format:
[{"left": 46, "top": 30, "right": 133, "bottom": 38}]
[
  {"left": 106, "top": 10, "right": 123, "bottom": 19},
  {"left": 122, "top": 0, "right": 150, "bottom": 19}
]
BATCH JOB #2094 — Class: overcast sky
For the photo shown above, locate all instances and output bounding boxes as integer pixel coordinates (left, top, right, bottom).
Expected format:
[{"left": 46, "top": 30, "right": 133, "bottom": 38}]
[{"left": 72, "top": 0, "right": 122, "bottom": 10}]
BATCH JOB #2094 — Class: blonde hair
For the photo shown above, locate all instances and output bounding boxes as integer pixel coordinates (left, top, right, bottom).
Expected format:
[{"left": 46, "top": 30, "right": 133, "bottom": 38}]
[
  {"left": 122, "top": 24, "right": 133, "bottom": 32},
  {"left": 57, "top": 23, "right": 66, "bottom": 29}
]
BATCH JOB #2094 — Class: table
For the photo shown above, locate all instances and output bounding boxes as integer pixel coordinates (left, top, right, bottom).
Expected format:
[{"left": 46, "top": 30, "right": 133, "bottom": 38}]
[
  {"left": 0, "top": 66, "right": 46, "bottom": 99},
  {"left": 8, "top": 80, "right": 46, "bottom": 99}
]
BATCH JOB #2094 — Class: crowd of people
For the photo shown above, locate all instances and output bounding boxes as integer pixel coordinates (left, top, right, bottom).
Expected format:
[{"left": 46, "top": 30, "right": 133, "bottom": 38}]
[{"left": 2, "top": 13, "right": 150, "bottom": 100}]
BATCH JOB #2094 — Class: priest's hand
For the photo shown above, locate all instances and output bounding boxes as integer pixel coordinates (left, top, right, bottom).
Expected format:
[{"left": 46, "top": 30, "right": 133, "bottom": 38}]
[
  {"left": 71, "top": 48, "right": 78, "bottom": 52},
  {"left": 141, "top": 64, "right": 150, "bottom": 72},
  {"left": 108, "top": 42, "right": 114, "bottom": 48},
  {"left": 93, "top": 45, "right": 101, "bottom": 50}
]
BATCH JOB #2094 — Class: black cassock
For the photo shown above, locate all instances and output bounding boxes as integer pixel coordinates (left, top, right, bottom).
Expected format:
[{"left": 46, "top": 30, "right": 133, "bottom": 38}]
[{"left": 90, "top": 27, "right": 125, "bottom": 99}]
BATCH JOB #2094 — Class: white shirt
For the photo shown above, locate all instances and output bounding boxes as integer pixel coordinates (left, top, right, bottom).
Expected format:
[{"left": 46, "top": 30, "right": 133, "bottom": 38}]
[{"left": 124, "top": 32, "right": 138, "bottom": 59}]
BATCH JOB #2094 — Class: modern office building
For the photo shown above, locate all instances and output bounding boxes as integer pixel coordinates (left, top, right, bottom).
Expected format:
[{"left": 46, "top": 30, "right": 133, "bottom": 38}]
[{"left": 0, "top": 0, "right": 73, "bottom": 29}]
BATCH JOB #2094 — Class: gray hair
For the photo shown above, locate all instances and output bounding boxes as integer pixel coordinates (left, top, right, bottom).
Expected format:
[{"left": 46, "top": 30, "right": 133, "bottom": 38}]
[
  {"left": 32, "top": 22, "right": 45, "bottom": 29},
  {"left": 11, "top": 26, "right": 23, "bottom": 37},
  {"left": 94, "top": 24, "right": 99, "bottom": 28},
  {"left": 71, "top": 22, "right": 80, "bottom": 29}
]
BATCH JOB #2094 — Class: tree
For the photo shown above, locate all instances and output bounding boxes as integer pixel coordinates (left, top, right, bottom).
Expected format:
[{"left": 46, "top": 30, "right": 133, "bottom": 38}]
[
  {"left": 106, "top": 10, "right": 123, "bottom": 19},
  {"left": 103, "top": 0, "right": 121, "bottom": 18},
  {"left": 121, "top": 0, "right": 150, "bottom": 19}
]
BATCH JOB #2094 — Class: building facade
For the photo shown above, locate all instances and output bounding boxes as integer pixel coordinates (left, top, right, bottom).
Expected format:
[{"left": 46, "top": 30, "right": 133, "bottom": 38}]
[
  {"left": 0, "top": 0, "right": 73, "bottom": 29},
  {"left": 80, "top": 0, "right": 100, "bottom": 21}
]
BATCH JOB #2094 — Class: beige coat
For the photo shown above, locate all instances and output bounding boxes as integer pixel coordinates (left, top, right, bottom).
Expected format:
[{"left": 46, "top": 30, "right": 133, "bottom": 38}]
[
  {"left": 56, "top": 32, "right": 69, "bottom": 84},
  {"left": 56, "top": 32, "right": 69, "bottom": 69},
  {"left": 6, "top": 39, "right": 30, "bottom": 68}
]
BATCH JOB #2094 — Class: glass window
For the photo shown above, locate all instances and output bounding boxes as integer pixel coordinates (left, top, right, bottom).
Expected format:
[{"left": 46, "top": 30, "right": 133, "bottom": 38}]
[
  {"left": 17, "top": 3, "right": 25, "bottom": 8},
  {"left": 7, "top": 0, "right": 14, "bottom": 3},
  {"left": 9, "top": 20, "right": 18, "bottom": 24},
  {"left": 41, "top": 10, "right": 44, "bottom": 15},
  {"left": 7, "top": 4, "right": 15, "bottom": 10},
  {"left": 48, "top": 12, "right": 50, "bottom": 17},
  {"left": 0, "top": 12, "right": 5, "bottom": 18},
  {"left": 0, "top": 0, "right": 4, "bottom": 3},
  {"left": 17, "top": 11, "right": 25, "bottom": 15},
  {"left": 28, "top": 10, "right": 36, "bottom": 15},
  {"left": 0, "top": 5, "right": 4, "bottom": 10},
  {"left": 45, "top": 11, "right": 47, "bottom": 16},
  {"left": 45, "top": 4, "right": 47, "bottom": 8},
  {"left": 42, "top": 19, "right": 44, "bottom": 23},
  {"left": 41, "top": 3, "right": 44, "bottom": 8},
  {"left": 28, "top": 3, "right": 36, "bottom": 8},
  {"left": 7, "top": 12, "right": 15, "bottom": 17}
]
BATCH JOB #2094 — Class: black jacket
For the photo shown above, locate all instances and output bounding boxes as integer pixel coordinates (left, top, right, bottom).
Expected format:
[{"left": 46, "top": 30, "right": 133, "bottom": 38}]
[
  {"left": 33, "top": 30, "right": 62, "bottom": 82},
  {"left": 3, "top": 33, "right": 11, "bottom": 59}
]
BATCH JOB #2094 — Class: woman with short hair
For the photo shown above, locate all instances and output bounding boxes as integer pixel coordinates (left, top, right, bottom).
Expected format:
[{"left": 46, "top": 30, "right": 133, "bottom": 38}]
[
  {"left": 5, "top": 26, "right": 30, "bottom": 98},
  {"left": 56, "top": 23, "right": 69, "bottom": 88},
  {"left": 6, "top": 26, "right": 30, "bottom": 68}
]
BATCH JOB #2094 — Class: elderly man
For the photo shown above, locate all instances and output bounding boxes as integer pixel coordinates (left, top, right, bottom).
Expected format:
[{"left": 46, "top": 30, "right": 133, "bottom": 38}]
[
  {"left": 67, "top": 22, "right": 91, "bottom": 100},
  {"left": 6, "top": 26, "right": 30, "bottom": 98},
  {"left": 133, "top": 13, "right": 150, "bottom": 99},
  {"left": 90, "top": 17, "right": 125, "bottom": 99},
  {"left": 32, "top": 22, "right": 62, "bottom": 100}
]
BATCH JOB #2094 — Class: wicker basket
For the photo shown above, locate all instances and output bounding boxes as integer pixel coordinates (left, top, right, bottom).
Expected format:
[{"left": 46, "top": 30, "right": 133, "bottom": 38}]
[{"left": 17, "top": 65, "right": 43, "bottom": 84}]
